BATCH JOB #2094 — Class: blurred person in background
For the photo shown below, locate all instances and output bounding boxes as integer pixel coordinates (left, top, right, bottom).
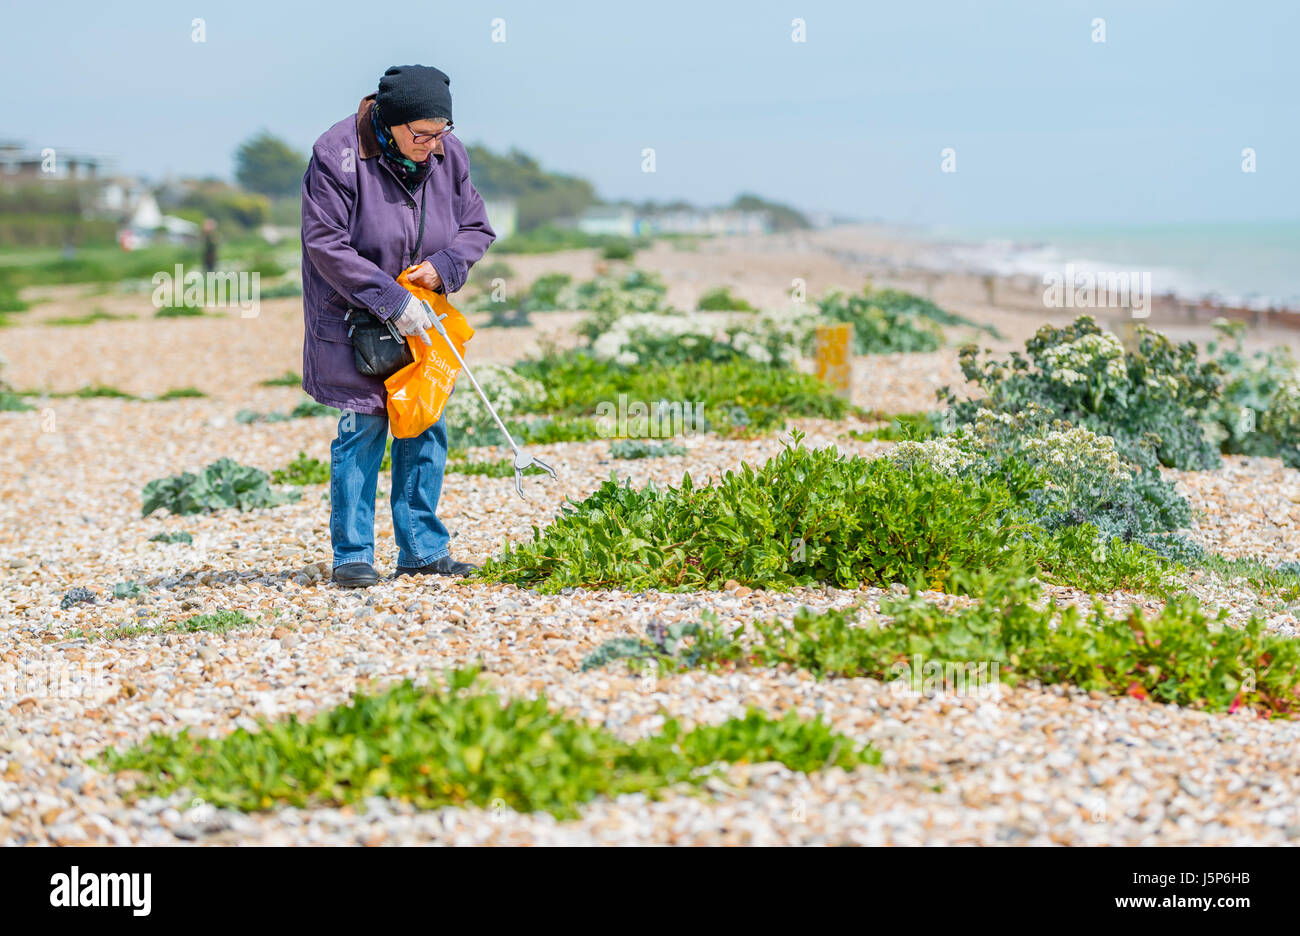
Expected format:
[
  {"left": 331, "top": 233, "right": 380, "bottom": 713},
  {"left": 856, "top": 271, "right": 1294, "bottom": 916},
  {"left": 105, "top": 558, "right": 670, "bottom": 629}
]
[{"left": 201, "top": 217, "right": 218, "bottom": 272}]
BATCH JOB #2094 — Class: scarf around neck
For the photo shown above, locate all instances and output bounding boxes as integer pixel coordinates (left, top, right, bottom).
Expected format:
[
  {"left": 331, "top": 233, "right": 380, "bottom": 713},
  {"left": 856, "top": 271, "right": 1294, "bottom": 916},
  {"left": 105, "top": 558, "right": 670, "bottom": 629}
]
[{"left": 371, "top": 100, "right": 434, "bottom": 193}]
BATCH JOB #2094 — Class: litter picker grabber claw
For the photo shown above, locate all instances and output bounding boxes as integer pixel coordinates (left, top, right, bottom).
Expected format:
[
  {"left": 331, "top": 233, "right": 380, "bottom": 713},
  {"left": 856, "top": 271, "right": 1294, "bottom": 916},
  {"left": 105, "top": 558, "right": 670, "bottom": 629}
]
[{"left": 418, "top": 298, "right": 559, "bottom": 499}]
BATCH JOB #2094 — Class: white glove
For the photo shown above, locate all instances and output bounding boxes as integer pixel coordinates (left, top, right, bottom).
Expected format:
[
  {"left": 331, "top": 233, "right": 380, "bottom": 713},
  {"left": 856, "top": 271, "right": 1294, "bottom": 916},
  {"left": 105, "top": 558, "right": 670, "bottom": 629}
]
[{"left": 391, "top": 294, "right": 432, "bottom": 346}]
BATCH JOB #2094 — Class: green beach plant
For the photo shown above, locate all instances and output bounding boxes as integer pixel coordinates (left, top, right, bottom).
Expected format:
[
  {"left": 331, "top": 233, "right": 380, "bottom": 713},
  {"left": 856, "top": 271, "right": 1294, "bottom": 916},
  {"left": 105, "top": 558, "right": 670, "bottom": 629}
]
[
  {"left": 609, "top": 439, "right": 688, "bottom": 459},
  {"left": 142, "top": 458, "right": 301, "bottom": 516},
  {"left": 816, "top": 285, "right": 945, "bottom": 354},
  {"left": 99, "top": 667, "right": 875, "bottom": 818},
  {"left": 480, "top": 430, "right": 1172, "bottom": 596},
  {"left": 582, "top": 559, "right": 1300, "bottom": 717},
  {"left": 941, "top": 315, "right": 1222, "bottom": 470},
  {"left": 271, "top": 451, "right": 330, "bottom": 486}
]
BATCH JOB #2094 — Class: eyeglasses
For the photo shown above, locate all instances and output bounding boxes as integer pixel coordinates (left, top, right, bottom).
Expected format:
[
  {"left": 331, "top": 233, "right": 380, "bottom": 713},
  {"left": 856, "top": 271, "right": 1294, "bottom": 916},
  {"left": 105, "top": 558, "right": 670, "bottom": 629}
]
[{"left": 406, "top": 122, "right": 453, "bottom": 144}]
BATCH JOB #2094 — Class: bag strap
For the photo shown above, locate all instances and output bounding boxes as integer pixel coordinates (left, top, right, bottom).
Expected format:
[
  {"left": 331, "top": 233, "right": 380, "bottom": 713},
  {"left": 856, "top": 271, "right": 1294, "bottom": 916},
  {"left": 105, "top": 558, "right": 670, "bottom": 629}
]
[
  {"left": 349, "top": 179, "right": 427, "bottom": 331},
  {"left": 410, "top": 183, "right": 428, "bottom": 270},
  {"left": 385, "top": 183, "right": 430, "bottom": 342}
]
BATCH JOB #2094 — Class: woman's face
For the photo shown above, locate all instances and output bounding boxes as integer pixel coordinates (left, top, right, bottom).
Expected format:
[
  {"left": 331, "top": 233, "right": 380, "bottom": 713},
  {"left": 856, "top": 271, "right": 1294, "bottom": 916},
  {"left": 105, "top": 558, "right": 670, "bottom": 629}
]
[{"left": 394, "top": 118, "right": 448, "bottom": 162}]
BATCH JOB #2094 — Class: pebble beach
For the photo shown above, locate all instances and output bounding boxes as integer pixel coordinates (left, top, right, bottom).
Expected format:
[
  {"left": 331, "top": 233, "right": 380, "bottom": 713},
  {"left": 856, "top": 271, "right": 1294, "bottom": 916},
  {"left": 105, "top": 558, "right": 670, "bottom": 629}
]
[{"left": 3, "top": 229, "right": 1300, "bottom": 846}]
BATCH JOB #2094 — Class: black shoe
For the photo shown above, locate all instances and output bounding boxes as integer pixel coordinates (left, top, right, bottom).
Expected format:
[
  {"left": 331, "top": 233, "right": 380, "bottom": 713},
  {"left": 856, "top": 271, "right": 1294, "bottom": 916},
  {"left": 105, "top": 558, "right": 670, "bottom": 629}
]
[
  {"left": 395, "top": 555, "right": 480, "bottom": 578},
  {"left": 333, "top": 561, "right": 379, "bottom": 588}
]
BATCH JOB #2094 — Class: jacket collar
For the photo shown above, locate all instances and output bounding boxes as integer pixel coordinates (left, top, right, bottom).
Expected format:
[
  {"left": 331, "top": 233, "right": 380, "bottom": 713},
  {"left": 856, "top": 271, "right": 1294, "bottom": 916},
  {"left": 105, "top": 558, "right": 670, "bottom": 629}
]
[{"left": 355, "top": 94, "right": 445, "bottom": 161}]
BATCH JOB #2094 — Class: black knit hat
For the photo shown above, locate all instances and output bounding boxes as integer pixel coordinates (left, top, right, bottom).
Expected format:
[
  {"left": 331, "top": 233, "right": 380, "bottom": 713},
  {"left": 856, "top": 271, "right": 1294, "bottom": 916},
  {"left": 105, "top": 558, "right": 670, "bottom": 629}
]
[{"left": 375, "top": 65, "right": 453, "bottom": 126}]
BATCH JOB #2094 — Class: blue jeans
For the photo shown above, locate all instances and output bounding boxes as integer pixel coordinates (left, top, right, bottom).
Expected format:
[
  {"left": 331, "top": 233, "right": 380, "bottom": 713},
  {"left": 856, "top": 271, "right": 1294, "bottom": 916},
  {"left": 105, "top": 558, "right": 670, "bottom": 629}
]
[{"left": 329, "top": 410, "right": 451, "bottom": 570}]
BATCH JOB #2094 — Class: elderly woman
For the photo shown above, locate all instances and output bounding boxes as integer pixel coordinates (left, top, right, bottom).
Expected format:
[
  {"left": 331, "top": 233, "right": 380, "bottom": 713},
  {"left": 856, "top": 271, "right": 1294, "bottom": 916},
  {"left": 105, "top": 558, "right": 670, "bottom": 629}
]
[{"left": 301, "top": 65, "right": 495, "bottom": 588}]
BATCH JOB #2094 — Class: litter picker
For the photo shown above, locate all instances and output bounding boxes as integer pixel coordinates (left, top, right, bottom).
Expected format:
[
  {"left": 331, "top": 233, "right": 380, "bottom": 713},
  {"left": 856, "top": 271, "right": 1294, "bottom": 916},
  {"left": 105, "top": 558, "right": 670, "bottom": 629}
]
[{"left": 418, "top": 298, "right": 558, "bottom": 499}]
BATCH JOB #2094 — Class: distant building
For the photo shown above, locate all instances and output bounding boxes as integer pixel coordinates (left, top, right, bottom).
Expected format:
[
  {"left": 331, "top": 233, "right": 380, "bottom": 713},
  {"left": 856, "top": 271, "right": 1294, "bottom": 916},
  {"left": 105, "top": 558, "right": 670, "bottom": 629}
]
[
  {"left": 575, "top": 204, "right": 771, "bottom": 237},
  {"left": 0, "top": 141, "right": 104, "bottom": 180},
  {"left": 647, "top": 209, "right": 770, "bottom": 236},
  {"left": 577, "top": 205, "right": 650, "bottom": 237}
]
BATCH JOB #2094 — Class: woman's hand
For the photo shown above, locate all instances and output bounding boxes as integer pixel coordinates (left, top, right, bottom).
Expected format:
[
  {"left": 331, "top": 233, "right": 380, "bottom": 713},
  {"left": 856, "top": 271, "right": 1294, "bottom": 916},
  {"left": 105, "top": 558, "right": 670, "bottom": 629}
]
[
  {"left": 392, "top": 294, "right": 433, "bottom": 345},
  {"left": 407, "top": 261, "right": 443, "bottom": 292}
]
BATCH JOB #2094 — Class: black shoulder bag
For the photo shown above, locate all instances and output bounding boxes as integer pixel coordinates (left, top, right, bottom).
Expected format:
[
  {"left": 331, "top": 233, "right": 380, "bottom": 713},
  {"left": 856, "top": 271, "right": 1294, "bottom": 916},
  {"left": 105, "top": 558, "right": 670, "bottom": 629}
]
[{"left": 347, "top": 184, "right": 427, "bottom": 379}]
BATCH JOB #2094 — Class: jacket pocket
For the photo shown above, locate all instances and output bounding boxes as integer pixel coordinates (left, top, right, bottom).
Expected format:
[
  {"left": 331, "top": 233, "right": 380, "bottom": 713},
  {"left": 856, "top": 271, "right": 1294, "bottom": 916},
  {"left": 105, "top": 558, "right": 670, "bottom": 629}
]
[{"left": 311, "top": 307, "right": 353, "bottom": 345}]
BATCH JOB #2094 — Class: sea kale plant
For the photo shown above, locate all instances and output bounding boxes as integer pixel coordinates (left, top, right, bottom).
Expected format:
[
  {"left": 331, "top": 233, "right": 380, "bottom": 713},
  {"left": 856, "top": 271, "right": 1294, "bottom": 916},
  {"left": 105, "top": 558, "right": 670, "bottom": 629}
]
[
  {"left": 562, "top": 268, "right": 674, "bottom": 342},
  {"left": 816, "top": 285, "right": 946, "bottom": 354},
  {"left": 591, "top": 312, "right": 738, "bottom": 367},
  {"left": 609, "top": 439, "right": 688, "bottom": 459},
  {"left": 580, "top": 614, "right": 744, "bottom": 672},
  {"left": 443, "top": 362, "right": 545, "bottom": 445},
  {"left": 723, "top": 306, "right": 825, "bottom": 367},
  {"left": 889, "top": 404, "right": 1196, "bottom": 561},
  {"left": 588, "top": 305, "right": 823, "bottom": 369},
  {"left": 556, "top": 270, "right": 979, "bottom": 372},
  {"left": 1261, "top": 384, "right": 1300, "bottom": 468},
  {"left": 142, "top": 458, "right": 301, "bottom": 516},
  {"left": 1205, "top": 318, "right": 1300, "bottom": 466},
  {"left": 940, "top": 315, "right": 1223, "bottom": 470},
  {"left": 461, "top": 270, "right": 573, "bottom": 327}
]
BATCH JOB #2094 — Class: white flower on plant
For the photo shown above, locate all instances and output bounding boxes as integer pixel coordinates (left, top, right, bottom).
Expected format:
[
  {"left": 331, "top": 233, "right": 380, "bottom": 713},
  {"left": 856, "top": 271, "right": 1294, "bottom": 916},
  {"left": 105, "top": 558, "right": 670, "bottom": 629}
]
[
  {"left": 592, "top": 312, "right": 715, "bottom": 361},
  {"left": 887, "top": 438, "right": 977, "bottom": 476},
  {"left": 729, "top": 331, "right": 774, "bottom": 364},
  {"left": 1038, "top": 332, "right": 1127, "bottom": 389},
  {"left": 1143, "top": 373, "right": 1179, "bottom": 394},
  {"left": 583, "top": 298, "right": 820, "bottom": 367},
  {"left": 1020, "top": 425, "right": 1129, "bottom": 481},
  {"left": 445, "top": 363, "right": 543, "bottom": 425}
]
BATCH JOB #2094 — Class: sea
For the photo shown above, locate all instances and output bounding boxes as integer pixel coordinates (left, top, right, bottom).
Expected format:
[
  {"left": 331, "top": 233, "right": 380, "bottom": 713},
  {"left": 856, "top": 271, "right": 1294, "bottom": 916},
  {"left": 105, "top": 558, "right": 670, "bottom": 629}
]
[{"left": 896, "top": 221, "right": 1300, "bottom": 312}]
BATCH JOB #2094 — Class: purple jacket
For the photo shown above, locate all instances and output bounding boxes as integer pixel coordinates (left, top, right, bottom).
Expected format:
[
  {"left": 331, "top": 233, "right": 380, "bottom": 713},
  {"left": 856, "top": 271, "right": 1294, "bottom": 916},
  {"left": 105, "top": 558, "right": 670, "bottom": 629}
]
[{"left": 300, "top": 94, "right": 496, "bottom": 415}]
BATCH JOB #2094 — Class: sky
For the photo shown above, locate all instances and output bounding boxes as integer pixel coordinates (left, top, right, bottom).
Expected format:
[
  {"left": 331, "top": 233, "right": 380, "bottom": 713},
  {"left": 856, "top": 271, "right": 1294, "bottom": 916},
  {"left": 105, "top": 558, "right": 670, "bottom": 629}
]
[{"left": 2, "top": 0, "right": 1298, "bottom": 227}]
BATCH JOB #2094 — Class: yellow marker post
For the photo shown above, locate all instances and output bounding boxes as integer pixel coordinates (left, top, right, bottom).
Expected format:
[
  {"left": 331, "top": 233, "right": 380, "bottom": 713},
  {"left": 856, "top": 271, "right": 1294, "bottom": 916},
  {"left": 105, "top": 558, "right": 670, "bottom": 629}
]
[
  {"left": 1113, "top": 314, "right": 1139, "bottom": 355},
  {"left": 814, "top": 322, "right": 853, "bottom": 400}
]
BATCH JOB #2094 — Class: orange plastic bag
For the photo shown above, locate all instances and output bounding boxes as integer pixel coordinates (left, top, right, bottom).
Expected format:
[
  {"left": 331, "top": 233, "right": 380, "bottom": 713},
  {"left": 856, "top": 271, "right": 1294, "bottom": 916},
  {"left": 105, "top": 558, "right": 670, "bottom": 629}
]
[{"left": 385, "top": 268, "right": 476, "bottom": 439}]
